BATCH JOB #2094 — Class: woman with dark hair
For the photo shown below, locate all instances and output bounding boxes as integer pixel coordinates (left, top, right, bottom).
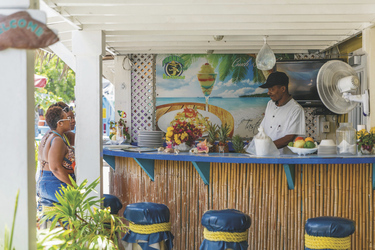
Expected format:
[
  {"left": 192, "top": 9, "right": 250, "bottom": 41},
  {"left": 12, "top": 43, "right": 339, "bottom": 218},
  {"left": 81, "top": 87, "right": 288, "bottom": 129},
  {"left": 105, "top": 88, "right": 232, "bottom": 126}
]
[
  {"left": 37, "top": 106, "right": 75, "bottom": 209},
  {"left": 49, "top": 102, "right": 75, "bottom": 146},
  {"left": 36, "top": 102, "right": 75, "bottom": 182}
]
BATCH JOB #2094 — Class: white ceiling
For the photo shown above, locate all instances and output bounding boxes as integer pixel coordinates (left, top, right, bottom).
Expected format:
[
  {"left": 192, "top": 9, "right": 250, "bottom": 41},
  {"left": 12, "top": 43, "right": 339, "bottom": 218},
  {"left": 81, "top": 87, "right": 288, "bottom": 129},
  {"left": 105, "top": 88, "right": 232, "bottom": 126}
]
[{"left": 41, "top": 0, "right": 375, "bottom": 56}]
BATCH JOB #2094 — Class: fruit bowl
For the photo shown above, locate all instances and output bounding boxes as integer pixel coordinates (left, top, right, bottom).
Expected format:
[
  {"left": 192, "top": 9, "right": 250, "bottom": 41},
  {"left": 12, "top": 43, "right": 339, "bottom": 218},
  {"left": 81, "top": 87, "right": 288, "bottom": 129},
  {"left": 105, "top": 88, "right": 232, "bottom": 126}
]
[{"left": 287, "top": 146, "right": 318, "bottom": 156}]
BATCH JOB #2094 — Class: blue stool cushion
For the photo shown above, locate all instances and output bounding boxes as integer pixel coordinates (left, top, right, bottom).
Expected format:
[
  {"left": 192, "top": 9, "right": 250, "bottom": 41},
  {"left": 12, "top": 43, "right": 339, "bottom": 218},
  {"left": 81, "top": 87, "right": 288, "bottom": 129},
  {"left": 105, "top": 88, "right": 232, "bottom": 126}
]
[
  {"left": 201, "top": 209, "right": 251, "bottom": 232},
  {"left": 122, "top": 202, "right": 174, "bottom": 250},
  {"left": 103, "top": 194, "right": 123, "bottom": 215},
  {"left": 305, "top": 217, "right": 355, "bottom": 237},
  {"left": 200, "top": 209, "right": 251, "bottom": 250},
  {"left": 123, "top": 202, "right": 170, "bottom": 224}
]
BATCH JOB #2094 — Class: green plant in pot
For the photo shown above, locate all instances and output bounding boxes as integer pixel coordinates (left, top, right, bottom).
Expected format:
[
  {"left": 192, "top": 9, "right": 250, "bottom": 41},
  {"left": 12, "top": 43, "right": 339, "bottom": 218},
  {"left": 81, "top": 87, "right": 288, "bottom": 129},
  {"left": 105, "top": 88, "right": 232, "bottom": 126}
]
[
  {"left": 232, "top": 134, "right": 246, "bottom": 153},
  {"left": 217, "top": 123, "right": 231, "bottom": 153},
  {"left": 207, "top": 122, "right": 218, "bottom": 152},
  {"left": 37, "top": 177, "right": 128, "bottom": 250}
]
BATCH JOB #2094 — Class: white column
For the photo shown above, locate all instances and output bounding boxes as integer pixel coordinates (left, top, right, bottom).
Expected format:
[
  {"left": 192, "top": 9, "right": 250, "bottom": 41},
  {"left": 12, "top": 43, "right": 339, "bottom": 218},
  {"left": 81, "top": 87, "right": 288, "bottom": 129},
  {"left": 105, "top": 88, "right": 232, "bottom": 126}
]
[
  {"left": 72, "top": 30, "right": 105, "bottom": 195},
  {"left": 0, "top": 7, "right": 44, "bottom": 250},
  {"left": 363, "top": 26, "right": 375, "bottom": 127},
  {"left": 114, "top": 55, "right": 132, "bottom": 135}
]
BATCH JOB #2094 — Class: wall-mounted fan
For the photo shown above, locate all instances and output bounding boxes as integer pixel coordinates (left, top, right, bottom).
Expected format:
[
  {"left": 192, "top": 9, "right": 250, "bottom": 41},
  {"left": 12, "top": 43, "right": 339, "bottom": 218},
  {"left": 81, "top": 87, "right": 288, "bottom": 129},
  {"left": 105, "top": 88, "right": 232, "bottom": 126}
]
[{"left": 317, "top": 60, "right": 369, "bottom": 116}]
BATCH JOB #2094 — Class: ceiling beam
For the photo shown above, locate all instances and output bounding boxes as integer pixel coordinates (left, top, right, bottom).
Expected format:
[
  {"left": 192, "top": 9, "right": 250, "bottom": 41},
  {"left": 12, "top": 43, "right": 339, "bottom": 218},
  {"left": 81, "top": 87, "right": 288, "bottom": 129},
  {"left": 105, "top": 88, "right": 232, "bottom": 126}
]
[
  {"left": 104, "top": 35, "right": 345, "bottom": 42},
  {"left": 68, "top": 14, "right": 375, "bottom": 24},
  {"left": 56, "top": 4, "right": 375, "bottom": 16}
]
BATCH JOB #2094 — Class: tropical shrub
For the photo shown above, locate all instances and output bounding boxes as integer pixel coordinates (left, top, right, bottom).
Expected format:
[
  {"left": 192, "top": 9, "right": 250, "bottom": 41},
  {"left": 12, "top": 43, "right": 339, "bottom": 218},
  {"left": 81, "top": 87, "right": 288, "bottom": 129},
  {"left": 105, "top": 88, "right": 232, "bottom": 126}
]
[{"left": 37, "top": 177, "right": 128, "bottom": 250}]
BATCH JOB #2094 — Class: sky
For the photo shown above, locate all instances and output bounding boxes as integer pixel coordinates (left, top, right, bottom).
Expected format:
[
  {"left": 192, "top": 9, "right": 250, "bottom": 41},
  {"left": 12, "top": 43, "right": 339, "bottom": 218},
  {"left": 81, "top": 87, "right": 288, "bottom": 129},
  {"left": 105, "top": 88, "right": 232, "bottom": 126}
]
[{"left": 155, "top": 55, "right": 267, "bottom": 98}]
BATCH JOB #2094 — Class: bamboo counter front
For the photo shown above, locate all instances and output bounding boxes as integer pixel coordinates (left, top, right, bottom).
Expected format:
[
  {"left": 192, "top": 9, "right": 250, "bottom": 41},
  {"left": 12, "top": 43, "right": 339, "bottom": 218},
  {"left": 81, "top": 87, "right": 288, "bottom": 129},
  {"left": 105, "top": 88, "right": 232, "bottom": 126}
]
[{"left": 103, "top": 149, "right": 375, "bottom": 250}]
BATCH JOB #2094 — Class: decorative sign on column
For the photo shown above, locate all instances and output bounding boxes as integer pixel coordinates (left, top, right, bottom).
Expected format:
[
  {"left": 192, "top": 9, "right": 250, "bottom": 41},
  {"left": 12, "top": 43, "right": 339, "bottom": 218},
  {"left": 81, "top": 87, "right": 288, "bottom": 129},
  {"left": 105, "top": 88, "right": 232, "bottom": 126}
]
[{"left": 0, "top": 11, "right": 59, "bottom": 50}]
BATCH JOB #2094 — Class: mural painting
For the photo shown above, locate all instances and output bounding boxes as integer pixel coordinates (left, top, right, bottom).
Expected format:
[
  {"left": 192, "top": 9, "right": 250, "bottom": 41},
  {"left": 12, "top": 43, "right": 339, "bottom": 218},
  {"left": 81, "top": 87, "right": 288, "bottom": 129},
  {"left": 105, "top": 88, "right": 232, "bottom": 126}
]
[{"left": 155, "top": 54, "right": 274, "bottom": 138}]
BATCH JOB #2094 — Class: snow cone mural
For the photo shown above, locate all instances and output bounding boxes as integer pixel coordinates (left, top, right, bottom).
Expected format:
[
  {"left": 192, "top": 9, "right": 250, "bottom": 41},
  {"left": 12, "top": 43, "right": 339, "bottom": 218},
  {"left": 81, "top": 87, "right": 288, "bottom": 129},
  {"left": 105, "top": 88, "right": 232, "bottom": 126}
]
[{"left": 155, "top": 54, "right": 274, "bottom": 138}]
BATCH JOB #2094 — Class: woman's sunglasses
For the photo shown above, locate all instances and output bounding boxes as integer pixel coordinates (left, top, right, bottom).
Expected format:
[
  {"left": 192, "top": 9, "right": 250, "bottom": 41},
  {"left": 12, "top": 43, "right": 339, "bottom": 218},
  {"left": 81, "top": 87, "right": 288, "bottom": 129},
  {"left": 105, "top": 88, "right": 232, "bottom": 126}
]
[{"left": 58, "top": 117, "right": 71, "bottom": 123}]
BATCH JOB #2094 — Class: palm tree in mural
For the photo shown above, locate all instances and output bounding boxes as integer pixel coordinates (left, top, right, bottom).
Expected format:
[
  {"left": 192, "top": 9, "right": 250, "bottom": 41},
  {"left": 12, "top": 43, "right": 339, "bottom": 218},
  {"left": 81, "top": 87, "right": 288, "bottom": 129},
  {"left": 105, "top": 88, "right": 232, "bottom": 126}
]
[{"left": 180, "top": 54, "right": 267, "bottom": 84}]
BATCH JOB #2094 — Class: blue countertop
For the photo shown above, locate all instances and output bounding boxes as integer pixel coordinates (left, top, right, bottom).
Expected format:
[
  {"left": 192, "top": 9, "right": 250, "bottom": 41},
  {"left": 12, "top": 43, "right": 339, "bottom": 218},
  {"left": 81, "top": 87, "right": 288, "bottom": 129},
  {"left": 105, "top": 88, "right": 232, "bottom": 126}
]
[{"left": 103, "top": 148, "right": 375, "bottom": 165}]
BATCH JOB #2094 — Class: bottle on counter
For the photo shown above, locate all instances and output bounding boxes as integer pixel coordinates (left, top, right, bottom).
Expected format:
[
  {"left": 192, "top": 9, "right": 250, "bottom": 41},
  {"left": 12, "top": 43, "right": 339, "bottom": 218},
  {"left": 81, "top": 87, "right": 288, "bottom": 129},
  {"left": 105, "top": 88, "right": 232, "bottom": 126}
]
[{"left": 336, "top": 122, "right": 357, "bottom": 155}]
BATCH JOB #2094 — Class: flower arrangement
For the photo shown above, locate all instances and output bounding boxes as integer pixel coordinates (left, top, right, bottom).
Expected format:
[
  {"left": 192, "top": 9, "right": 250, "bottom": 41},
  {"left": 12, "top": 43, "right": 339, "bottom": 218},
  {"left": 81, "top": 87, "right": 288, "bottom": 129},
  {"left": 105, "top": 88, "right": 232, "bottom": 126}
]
[
  {"left": 356, "top": 127, "right": 375, "bottom": 153},
  {"left": 166, "top": 121, "right": 202, "bottom": 146},
  {"left": 109, "top": 119, "right": 130, "bottom": 141}
]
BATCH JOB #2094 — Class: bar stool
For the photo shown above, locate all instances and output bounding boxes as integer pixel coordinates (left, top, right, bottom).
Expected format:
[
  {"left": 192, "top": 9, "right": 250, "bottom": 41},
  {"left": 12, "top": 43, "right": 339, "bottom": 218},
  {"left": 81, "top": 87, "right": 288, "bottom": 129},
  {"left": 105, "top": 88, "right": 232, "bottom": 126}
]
[
  {"left": 200, "top": 209, "right": 251, "bottom": 250},
  {"left": 103, "top": 194, "right": 123, "bottom": 215},
  {"left": 305, "top": 216, "right": 355, "bottom": 250},
  {"left": 122, "top": 202, "right": 174, "bottom": 250}
]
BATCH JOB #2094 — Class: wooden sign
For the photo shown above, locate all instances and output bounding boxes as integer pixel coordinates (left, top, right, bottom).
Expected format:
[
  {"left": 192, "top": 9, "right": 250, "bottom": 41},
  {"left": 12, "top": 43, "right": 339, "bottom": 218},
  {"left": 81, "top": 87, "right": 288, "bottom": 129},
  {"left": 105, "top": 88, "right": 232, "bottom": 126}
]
[{"left": 0, "top": 11, "right": 59, "bottom": 50}]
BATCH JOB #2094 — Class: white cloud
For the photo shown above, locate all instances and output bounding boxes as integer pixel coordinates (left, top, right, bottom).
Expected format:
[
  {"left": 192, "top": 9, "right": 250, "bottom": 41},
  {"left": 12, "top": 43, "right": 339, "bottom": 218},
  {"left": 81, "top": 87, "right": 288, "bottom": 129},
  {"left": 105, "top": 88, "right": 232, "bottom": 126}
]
[
  {"left": 242, "top": 79, "right": 257, "bottom": 86},
  {"left": 232, "top": 87, "right": 254, "bottom": 96},
  {"left": 217, "top": 89, "right": 236, "bottom": 97},
  {"left": 223, "top": 79, "right": 233, "bottom": 87},
  {"left": 252, "top": 87, "right": 268, "bottom": 95}
]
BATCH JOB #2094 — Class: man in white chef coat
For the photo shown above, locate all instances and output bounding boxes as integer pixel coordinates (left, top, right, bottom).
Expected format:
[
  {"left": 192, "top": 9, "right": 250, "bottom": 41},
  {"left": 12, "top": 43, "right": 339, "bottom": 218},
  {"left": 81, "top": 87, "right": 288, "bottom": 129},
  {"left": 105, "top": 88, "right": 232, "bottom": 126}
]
[{"left": 259, "top": 71, "right": 306, "bottom": 154}]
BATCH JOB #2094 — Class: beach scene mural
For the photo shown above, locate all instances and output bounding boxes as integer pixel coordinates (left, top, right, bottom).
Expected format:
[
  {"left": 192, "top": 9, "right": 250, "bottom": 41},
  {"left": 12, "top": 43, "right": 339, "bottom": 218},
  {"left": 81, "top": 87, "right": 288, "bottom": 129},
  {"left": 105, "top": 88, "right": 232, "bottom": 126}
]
[{"left": 155, "top": 54, "right": 273, "bottom": 138}]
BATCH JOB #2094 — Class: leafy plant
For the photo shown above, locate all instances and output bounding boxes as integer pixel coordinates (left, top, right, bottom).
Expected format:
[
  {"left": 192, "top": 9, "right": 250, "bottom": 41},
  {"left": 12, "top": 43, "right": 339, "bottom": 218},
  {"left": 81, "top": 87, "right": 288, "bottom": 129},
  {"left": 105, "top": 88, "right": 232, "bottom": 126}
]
[
  {"left": 34, "top": 88, "right": 64, "bottom": 112},
  {"left": 1, "top": 190, "right": 19, "bottom": 250},
  {"left": 356, "top": 127, "right": 375, "bottom": 151},
  {"left": 37, "top": 177, "right": 128, "bottom": 250},
  {"left": 207, "top": 122, "right": 218, "bottom": 144},
  {"left": 118, "top": 119, "right": 130, "bottom": 140},
  {"left": 217, "top": 123, "right": 231, "bottom": 146},
  {"left": 232, "top": 134, "right": 245, "bottom": 153},
  {"left": 35, "top": 50, "right": 76, "bottom": 103}
]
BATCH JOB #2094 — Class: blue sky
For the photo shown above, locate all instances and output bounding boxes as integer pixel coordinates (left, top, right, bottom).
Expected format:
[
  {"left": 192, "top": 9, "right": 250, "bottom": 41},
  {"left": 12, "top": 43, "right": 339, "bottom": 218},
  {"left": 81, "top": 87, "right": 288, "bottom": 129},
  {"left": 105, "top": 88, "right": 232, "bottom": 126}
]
[{"left": 155, "top": 55, "right": 268, "bottom": 98}]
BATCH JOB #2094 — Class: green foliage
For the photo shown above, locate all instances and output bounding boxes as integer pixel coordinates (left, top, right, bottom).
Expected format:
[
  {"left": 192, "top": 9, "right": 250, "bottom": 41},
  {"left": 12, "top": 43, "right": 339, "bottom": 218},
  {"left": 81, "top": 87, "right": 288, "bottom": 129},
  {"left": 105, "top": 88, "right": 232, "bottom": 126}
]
[
  {"left": 207, "top": 122, "right": 218, "bottom": 143},
  {"left": 35, "top": 52, "right": 75, "bottom": 103},
  {"left": 35, "top": 88, "right": 64, "bottom": 112},
  {"left": 37, "top": 177, "right": 128, "bottom": 250},
  {"left": 1, "top": 190, "right": 19, "bottom": 250},
  {"left": 232, "top": 135, "right": 245, "bottom": 153},
  {"left": 356, "top": 127, "right": 375, "bottom": 151},
  {"left": 218, "top": 123, "right": 231, "bottom": 144}
]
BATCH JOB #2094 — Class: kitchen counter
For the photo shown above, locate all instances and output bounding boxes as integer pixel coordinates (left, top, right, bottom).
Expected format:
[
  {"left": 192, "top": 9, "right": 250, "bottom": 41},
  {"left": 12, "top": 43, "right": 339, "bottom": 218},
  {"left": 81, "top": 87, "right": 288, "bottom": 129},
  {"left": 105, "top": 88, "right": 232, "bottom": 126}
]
[
  {"left": 103, "top": 148, "right": 375, "bottom": 189},
  {"left": 103, "top": 148, "right": 375, "bottom": 165}
]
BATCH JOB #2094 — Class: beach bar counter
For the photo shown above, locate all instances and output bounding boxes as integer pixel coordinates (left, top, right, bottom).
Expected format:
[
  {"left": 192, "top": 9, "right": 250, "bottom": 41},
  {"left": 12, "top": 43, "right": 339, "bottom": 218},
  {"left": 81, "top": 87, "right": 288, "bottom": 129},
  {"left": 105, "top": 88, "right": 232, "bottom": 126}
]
[{"left": 104, "top": 149, "right": 375, "bottom": 250}]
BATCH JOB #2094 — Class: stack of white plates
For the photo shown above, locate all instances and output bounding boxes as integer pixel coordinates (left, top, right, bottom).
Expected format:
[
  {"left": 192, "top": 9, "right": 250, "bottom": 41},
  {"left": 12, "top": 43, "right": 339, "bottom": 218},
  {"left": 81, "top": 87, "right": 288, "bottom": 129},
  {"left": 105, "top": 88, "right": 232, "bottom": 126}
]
[
  {"left": 318, "top": 139, "right": 337, "bottom": 155},
  {"left": 138, "top": 131, "right": 164, "bottom": 148}
]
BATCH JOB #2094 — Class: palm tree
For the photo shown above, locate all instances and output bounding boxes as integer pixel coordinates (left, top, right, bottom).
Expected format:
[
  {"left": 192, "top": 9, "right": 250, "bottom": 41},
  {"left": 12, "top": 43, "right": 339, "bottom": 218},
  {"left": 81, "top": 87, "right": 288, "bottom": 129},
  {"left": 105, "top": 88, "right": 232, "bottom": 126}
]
[{"left": 180, "top": 54, "right": 266, "bottom": 84}]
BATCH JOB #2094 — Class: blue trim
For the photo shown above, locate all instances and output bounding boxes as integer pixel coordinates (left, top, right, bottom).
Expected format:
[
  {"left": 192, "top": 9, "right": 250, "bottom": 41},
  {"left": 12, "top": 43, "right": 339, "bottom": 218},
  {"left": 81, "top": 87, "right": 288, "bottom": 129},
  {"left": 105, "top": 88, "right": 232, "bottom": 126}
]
[
  {"left": 103, "top": 149, "right": 375, "bottom": 188},
  {"left": 134, "top": 158, "right": 154, "bottom": 181},
  {"left": 103, "top": 149, "right": 375, "bottom": 165},
  {"left": 191, "top": 161, "right": 210, "bottom": 185},
  {"left": 103, "top": 155, "right": 116, "bottom": 170},
  {"left": 283, "top": 164, "right": 295, "bottom": 190}
]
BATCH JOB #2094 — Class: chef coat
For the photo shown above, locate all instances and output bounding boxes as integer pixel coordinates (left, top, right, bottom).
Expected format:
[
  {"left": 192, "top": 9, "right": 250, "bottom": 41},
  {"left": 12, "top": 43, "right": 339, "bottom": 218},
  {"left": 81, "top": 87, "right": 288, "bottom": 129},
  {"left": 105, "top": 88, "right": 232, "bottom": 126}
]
[{"left": 260, "top": 98, "right": 305, "bottom": 154}]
